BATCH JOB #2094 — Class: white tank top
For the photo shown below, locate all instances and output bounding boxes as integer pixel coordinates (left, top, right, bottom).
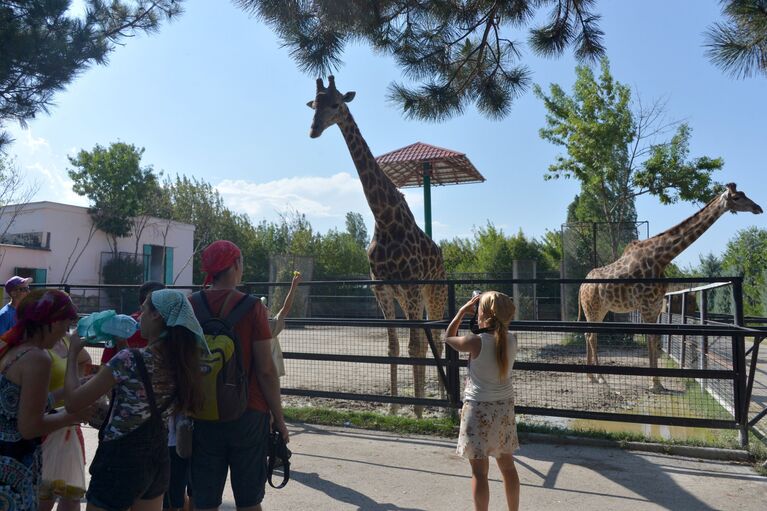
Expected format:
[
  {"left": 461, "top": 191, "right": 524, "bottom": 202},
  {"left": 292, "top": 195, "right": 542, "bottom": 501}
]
[{"left": 463, "top": 332, "right": 518, "bottom": 402}]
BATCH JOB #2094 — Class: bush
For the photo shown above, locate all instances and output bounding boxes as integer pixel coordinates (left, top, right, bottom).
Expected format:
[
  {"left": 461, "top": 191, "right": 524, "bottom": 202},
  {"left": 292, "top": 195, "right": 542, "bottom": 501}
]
[{"left": 101, "top": 255, "right": 143, "bottom": 313}]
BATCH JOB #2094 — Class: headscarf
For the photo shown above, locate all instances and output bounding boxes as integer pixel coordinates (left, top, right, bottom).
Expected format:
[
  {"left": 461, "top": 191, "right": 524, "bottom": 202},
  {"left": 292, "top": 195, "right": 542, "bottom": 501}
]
[
  {"left": 1, "top": 289, "right": 78, "bottom": 347},
  {"left": 150, "top": 289, "right": 210, "bottom": 354},
  {"left": 201, "top": 240, "right": 241, "bottom": 287}
]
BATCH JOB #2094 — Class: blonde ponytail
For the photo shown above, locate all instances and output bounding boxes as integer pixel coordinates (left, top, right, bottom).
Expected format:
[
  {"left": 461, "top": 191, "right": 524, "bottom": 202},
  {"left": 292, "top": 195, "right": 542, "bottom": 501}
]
[
  {"left": 494, "top": 321, "right": 509, "bottom": 379},
  {"left": 478, "top": 291, "right": 515, "bottom": 380}
]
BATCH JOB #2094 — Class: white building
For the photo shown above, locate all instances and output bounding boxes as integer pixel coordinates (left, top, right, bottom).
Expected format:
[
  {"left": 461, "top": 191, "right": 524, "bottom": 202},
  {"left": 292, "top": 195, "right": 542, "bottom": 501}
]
[{"left": 0, "top": 201, "right": 195, "bottom": 311}]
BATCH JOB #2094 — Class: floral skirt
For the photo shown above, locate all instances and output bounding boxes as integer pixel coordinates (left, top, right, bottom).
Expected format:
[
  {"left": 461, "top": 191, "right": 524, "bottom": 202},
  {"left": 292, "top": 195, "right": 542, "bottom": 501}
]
[{"left": 456, "top": 398, "right": 519, "bottom": 459}]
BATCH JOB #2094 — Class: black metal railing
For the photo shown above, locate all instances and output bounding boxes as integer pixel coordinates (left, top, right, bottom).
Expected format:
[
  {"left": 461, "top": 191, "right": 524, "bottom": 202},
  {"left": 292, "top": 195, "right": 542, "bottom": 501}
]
[{"left": 38, "top": 276, "right": 760, "bottom": 447}]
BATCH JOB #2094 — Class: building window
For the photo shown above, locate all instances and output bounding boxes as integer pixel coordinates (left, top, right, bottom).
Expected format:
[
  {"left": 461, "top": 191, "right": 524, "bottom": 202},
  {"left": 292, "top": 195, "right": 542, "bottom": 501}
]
[
  {"left": 143, "top": 245, "right": 174, "bottom": 284},
  {"left": 14, "top": 267, "right": 47, "bottom": 285}
]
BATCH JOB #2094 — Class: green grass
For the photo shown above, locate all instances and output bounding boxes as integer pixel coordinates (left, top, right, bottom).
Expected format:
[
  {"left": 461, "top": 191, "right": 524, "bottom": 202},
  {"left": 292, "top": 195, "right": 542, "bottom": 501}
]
[{"left": 283, "top": 406, "right": 459, "bottom": 437}]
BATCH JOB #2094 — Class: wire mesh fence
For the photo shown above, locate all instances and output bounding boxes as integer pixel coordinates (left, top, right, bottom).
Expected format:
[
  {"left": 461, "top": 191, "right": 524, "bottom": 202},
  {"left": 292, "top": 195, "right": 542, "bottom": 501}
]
[
  {"left": 47, "top": 276, "right": 755, "bottom": 440},
  {"left": 277, "top": 319, "right": 739, "bottom": 426}
]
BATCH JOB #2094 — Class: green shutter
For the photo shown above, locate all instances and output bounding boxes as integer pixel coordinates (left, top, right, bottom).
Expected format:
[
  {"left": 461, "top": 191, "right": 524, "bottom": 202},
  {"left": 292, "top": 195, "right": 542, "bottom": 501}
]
[
  {"left": 164, "top": 247, "right": 174, "bottom": 284},
  {"left": 143, "top": 244, "right": 152, "bottom": 282},
  {"left": 32, "top": 269, "right": 47, "bottom": 284}
]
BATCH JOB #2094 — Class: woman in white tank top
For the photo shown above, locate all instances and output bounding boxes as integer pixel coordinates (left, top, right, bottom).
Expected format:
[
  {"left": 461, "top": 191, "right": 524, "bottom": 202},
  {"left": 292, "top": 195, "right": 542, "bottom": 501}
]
[{"left": 445, "top": 291, "right": 520, "bottom": 511}]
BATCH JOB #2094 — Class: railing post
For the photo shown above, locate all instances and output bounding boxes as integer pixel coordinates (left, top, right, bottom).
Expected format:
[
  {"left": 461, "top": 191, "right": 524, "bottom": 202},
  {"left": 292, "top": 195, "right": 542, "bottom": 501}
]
[
  {"left": 732, "top": 278, "right": 748, "bottom": 447},
  {"left": 666, "top": 295, "right": 672, "bottom": 354},
  {"left": 446, "top": 282, "right": 460, "bottom": 417},
  {"left": 680, "top": 293, "right": 688, "bottom": 367},
  {"left": 700, "top": 291, "right": 708, "bottom": 370}
]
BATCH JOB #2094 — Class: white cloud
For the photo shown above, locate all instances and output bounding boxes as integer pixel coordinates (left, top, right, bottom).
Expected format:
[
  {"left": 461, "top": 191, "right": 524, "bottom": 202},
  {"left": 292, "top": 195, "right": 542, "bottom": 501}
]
[
  {"left": 216, "top": 172, "right": 369, "bottom": 224},
  {"left": 23, "top": 130, "right": 49, "bottom": 153},
  {"left": 24, "top": 162, "right": 88, "bottom": 207},
  {"left": 216, "top": 172, "right": 436, "bottom": 235}
]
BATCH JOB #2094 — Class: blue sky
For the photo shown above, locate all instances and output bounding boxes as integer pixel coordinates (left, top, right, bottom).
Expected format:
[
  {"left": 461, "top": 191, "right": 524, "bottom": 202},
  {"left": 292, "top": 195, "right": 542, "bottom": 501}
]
[{"left": 7, "top": 1, "right": 765, "bottom": 270}]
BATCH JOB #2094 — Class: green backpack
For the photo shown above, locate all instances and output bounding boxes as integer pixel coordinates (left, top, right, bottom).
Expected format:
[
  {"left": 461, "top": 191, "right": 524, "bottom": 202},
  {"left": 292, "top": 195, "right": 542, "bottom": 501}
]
[{"left": 189, "top": 291, "right": 258, "bottom": 422}]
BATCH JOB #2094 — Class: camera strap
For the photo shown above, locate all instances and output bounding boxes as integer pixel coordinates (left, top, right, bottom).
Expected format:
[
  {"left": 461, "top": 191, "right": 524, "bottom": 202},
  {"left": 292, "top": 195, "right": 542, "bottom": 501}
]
[
  {"left": 267, "top": 432, "right": 291, "bottom": 489},
  {"left": 469, "top": 315, "right": 491, "bottom": 335}
]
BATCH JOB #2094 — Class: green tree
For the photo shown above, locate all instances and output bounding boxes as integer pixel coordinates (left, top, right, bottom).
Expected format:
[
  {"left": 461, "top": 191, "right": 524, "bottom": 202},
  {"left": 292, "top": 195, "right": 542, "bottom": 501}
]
[
  {"left": 439, "top": 237, "right": 476, "bottom": 275},
  {"left": 539, "top": 230, "right": 563, "bottom": 272},
  {"left": 345, "top": 211, "right": 369, "bottom": 249},
  {"left": 721, "top": 227, "right": 767, "bottom": 316},
  {"left": 148, "top": 175, "right": 263, "bottom": 283},
  {"left": 315, "top": 229, "right": 369, "bottom": 278},
  {"left": 705, "top": 0, "right": 767, "bottom": 79},
  {"left": 535, "top": 58, "right": 724, "bottom": 258},
  {"left": 68, "top": 142, "right": 160, "bottom": 256},
  {"left": 0, "top": 1, "right": 183, "bottom": 149},
  {"left": 440, "top": 222, "right": 551, "bottom": 277},
  {"left": 235, "top": 0, "right": 605, "bottom": 121}
]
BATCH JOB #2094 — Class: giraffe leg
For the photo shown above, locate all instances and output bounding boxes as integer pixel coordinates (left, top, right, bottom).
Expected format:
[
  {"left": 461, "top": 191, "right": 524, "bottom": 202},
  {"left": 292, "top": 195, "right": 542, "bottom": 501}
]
[
  {"left": 642, "top": 309, "right": 666, "bottom": 393},
  {"left": 423, "top": 283, "right": 448, "bottom": 400},
  {"left": 404, "top": 287, "right": 427, "bottom": 418},
  {"left": 586, "top": 332, "right": 601, "bottom": 384},
  {"left": 409, "top": 327, "right": 426, "bottom": 418},
  {"left": 373, "top": 285, "right": 400, "bottom": 414},
  {"left": 581, "top": 289, "right": 607, "bottom": 384},
  {"left": 647, "top": 334, "right": 665, "bottom": 393}
]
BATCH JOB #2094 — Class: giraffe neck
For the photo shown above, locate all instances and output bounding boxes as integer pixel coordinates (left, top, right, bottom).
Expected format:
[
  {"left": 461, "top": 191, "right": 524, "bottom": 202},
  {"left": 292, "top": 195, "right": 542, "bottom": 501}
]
[
  {"left": 336, "top": 107, "right": 417, "bottom": 228},
  {"left": 652, "top": 194, "right": 727, "bottom": 268}
]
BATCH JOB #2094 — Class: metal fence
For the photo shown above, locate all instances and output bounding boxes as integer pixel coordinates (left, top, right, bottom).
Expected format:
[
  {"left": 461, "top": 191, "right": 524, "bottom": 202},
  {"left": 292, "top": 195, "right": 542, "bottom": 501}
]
[
  {"left": 274, "top": 277, "right": 756, "bottom": 446},
  {"left": 43, "top": 276, "right": 760, "bottom": 446},
  {"left": 661, "top": 282, "right": 767, "bottom": 440}
]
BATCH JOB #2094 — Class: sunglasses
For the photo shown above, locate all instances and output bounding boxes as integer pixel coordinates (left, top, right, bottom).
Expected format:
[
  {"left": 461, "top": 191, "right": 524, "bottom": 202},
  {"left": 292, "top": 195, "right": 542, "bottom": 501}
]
[{"left": 15, "top": 287, "right": 30, "bottom": 292}]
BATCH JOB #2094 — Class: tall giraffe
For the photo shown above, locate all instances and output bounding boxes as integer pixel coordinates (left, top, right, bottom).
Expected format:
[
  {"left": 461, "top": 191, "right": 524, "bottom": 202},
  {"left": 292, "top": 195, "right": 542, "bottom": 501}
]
[
  {"left": 307, "top": 76, "right": 448, "bottom": 416},
  {"left": 579, "top": 183, "right": 762, "bottom": 391}
]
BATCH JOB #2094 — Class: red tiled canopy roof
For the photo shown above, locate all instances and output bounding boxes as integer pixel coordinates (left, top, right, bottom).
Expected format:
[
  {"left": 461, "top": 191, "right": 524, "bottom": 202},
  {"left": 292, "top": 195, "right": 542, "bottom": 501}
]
[{"left": 376, "top": 142, "right": 485, "bottom": 188}]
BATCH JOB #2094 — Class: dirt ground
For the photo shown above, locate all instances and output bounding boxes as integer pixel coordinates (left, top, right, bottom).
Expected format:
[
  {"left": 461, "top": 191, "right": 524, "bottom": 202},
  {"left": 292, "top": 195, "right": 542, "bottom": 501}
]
[{"left": 277, "top": 326, "right": 714, "bottom": 420}]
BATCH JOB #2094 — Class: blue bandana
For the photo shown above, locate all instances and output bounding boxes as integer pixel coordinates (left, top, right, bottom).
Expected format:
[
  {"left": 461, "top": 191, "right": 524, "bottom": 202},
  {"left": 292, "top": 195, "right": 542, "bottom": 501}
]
[{"left": 150, "top": 290, "right": 209, "bottom": 354}]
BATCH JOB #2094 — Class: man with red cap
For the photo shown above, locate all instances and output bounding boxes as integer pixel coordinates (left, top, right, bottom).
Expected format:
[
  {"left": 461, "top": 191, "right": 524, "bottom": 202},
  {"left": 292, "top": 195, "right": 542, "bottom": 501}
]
[
  {"left": 189, "top": 240, "right": 287, "bottom": 511},
  {"left": 0, "top": 276, "right": 32, "bottom": 335}
]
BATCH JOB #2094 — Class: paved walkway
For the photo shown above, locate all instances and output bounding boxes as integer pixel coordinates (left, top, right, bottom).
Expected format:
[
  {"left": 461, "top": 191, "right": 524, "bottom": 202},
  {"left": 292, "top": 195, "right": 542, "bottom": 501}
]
[{"left": 83, "top": 422, "right": 765, "bottom": 511}]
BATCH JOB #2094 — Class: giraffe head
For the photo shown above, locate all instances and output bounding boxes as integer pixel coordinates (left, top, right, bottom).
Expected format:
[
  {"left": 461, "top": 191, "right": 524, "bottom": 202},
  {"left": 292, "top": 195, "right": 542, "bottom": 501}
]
[
  {"left": 307, "top": 76, "right": 356, "bottom": 138},
  {"left": 721, "top": 183, "right": 763, "bottom": 214}
]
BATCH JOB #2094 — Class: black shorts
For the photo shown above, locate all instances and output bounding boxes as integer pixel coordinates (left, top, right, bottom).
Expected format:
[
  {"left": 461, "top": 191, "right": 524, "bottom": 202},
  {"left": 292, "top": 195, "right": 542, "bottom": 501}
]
[
  {"left": 190, "top": 409, "right": 270, "bottom": 509},
  {"left": 88, "top": 421, "right": 170, "bottom": 511},
  {"left": 163, "top": 447, "right": 192, "bottom": 509}
]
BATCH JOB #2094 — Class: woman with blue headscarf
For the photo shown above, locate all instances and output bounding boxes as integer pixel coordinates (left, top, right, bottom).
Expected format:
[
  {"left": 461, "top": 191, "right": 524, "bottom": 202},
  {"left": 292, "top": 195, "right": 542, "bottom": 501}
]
[{"left": 63, "top": 290, "right": 207, "bottom": 511}]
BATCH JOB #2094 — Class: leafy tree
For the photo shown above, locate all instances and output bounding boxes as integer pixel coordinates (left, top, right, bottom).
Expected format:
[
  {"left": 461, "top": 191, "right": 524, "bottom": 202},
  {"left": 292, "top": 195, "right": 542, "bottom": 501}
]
[
  {"left": 314, "top": 229, "right": 369, "bottom": 278},
  {"left": 682, "top": 253, "right": 732, "bottom": 315},
  {"left": 705, "top": 0, "right": 767, "bottom": 79},
  {"left": 235, "top": 0, "right": 605, "bottom": 121},
  {"left": 535, "top": 57, "right": 725, "bottom": 259},
  {"left": 0, "top": 1, "right": 183, "bottom": 149},
  {"left": 539, "top": 230, "right": 563, "bottom": 272},
  {"left": 721, "top": 227, "right": 767, "bottom": 316},
  {"left": 68, "top": 142, "right": 160, "bottom": 256},
  {"left": 439, "top": 237, "right": 476, "bottom": 274},
  {"left": 147, "top": 175, "right": 263, "bottom": 283},
  {"left": 439, "top": 222, "right": 552, "bottom": 275},
  {"left": 345, "top": 211, "right": 369, "bottom": 249}
]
